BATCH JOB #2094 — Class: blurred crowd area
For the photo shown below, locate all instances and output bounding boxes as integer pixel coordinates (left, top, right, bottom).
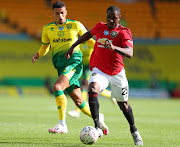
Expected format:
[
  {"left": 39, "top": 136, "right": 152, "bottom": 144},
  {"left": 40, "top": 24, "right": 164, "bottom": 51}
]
[
  {"left": 0, "top": 0, "right": 180, "bottom": 39},
  {"left": 0, "top": 0, "right": 180, "bottom": 98}
]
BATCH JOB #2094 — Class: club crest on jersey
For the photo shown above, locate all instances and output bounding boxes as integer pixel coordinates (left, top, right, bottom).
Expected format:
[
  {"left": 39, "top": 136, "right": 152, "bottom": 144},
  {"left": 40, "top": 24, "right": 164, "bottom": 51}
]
[
  {"left": 104, "top": 30, "right": 109, "bottom": 36},
  {"left": 59, "top": 26, "right": 64, "bottom": 31},
  {"left": 51, "top": 28, "right": 54, "bottom": 31},
  {"left": 110, "top": 31, "right": 118, "bottom": 38},
  {"left": 66, "top": 24, "right": 72, "bottom": 30}
]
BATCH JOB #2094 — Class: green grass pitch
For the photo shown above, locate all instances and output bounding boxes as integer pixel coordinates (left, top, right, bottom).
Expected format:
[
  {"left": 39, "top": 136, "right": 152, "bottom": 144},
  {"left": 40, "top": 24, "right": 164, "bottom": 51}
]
[{"left": 0, "top": 95, "right": 180, "bottom": 147}]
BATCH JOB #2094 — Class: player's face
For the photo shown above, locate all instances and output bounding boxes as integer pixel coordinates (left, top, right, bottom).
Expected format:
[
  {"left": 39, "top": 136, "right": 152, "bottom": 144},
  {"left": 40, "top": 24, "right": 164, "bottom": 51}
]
[
  {"left": 53, "top": 7, "right": 67, "bottom": 24},
  {"left": 106, "top": 10, "right": 121, "bottom": 29}
]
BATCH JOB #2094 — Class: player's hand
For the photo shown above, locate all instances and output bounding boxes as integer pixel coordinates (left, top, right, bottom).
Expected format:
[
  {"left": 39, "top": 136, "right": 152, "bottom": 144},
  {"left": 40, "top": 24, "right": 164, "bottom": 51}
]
[
  {"left": 104, "top": 39, "right": 114, "bottom": 50},
  {"left": 32, "top": 52, "right": 39, "bottom": 63},
  {"left": 65, "top": 47, "right": 74, "bottom": 59}
]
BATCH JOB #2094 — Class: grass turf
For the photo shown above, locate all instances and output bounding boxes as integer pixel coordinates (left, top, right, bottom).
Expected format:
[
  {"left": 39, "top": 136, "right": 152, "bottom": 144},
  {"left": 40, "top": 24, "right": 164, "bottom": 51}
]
[{"left": 0, "top": 95, "right": 180, "bottom": 147}]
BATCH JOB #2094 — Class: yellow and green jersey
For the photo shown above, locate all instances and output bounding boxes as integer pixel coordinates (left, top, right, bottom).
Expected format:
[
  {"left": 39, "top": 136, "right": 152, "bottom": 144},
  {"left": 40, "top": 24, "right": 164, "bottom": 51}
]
[
  {"left": 80, "top": 42, "right": 94, "bottom": 66},
  {"left": 41, "top": 19, "right": 87, "bottom": 68}
]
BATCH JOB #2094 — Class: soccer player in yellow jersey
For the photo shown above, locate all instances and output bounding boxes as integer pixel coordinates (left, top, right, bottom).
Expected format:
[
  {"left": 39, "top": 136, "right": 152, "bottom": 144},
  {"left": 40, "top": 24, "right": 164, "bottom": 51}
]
[{"left": 32, "top": 1, "right": 108, "bottom": 135}]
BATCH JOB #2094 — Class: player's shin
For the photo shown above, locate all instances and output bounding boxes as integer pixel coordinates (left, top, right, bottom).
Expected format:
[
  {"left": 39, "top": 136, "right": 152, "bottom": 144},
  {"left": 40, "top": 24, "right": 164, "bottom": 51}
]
[
  {"left": 78, "top": 100, "right": 91, "bottom": 117},
  {"left": 54, "top": 90, "right": 67, "bottom": 126},
  {"left": 76, "top": 90, "right": 88, "bottom": 112},
  {"left": 88, "top": 92, "right": 101, "bottom": 128},
  {"left": 119, "top": 103, "right": 137, "bottom": 133}
]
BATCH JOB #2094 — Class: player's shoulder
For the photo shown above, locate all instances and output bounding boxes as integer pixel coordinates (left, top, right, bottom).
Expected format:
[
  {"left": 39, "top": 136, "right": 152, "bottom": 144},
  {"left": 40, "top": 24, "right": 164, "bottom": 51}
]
[
  {"left": 119, "top": 25, "right": 131, "bottom": 33},
  {"left": 67, "top": 19, "right": 81, "bottom": 25},
  {"left": 96, "top": 22, "right": 106, "bottom": 27},
  {"left": 67, "top": 19, "right": 85, "bottom": 29},
  {"left": 66, "top": 19, "right": 76, "bottom": 23},
  {"left": 93, "top": 22, "right": 107, "bottom": 30},
  {"left": 118, "top": 25, "right": 132, "bottom": 36},
  {"left": 43, "top": 21, "right": 56, "bottom": 29}
]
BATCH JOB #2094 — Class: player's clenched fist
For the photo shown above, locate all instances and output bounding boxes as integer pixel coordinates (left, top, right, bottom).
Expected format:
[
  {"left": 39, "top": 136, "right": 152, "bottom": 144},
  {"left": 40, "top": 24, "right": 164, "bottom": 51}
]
[
  {"left": 104, "top": 39, "right": 114, "bottom": 50},
  {"left": 65, "top": 47, "right": 74, "bottom": 59}
]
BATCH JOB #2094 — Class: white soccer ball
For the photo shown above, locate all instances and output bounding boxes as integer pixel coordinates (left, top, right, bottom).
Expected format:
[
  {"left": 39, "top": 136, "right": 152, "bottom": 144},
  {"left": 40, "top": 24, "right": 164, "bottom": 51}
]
[{"left": 80, "top": 126, "right": 99, "bottom": 145}]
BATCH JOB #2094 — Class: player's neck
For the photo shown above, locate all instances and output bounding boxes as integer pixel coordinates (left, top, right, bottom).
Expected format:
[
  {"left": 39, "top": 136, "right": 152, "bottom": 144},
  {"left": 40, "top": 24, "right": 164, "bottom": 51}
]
[
  {"left": 56, "top": 19, "right": 67, "bottom": 25},
  {"left": 107, "top": 23, "right": 121, "bottom": 29}
]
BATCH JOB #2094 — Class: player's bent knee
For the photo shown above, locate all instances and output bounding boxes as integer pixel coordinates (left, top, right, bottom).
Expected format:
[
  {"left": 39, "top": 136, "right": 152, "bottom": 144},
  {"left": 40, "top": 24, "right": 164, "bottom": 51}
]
[
  {"left": 53, "top": 83, "right": 63, "bottom": 92},
  {"left": 88, "top": 82, "right": 100, "bottom": 93}
]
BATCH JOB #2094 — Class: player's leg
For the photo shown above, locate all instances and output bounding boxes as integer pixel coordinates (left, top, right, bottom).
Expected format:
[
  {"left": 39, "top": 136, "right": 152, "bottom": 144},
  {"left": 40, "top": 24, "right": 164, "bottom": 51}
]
[
  {"left": 68, "top": 66, "right": 89, "bottom": 118},
  {"left": 65, "top": 62, "right": 91, "bottom": 117},
  {"left": 68, "top": 78, "right": 88, "bottom": 118},
  {"left": 69, "top": 86, "right": 91, "bottom": 117},
  {"left": 48, "top": 62, "right": 81, "bottom": 134},
  {"left": 111, "top": 68, "right": 143, "bottom": 145},
  {"left": 117, "top": 101, "right": 136, "bottom": 133},
  {"left": 48, "top": 74, "right": 69, "bottom": 134},
  {"left": 88, "top": 68, "right": 109, "bottom": 137},
  {"left": 88, "top": 82, "right": 104, "bottom": 137},
  {"left": 117, "top": 101, "right": 143, "bottom": 145}
]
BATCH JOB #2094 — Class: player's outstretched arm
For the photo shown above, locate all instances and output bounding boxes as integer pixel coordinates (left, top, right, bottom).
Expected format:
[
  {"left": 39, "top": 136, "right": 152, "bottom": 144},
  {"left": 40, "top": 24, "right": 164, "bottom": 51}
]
[
  {"left": 32, "top": 44, "right": 50, "bottom": 63},
  {"left": 65, "top": 31, "right": 93, "bottom": 59}
]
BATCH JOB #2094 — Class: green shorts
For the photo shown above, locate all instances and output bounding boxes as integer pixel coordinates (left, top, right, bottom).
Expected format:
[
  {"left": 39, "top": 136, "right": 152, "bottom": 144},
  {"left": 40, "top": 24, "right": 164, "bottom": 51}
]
[{"left": 57, "top": 61, "right": 83, "bottom": 94}]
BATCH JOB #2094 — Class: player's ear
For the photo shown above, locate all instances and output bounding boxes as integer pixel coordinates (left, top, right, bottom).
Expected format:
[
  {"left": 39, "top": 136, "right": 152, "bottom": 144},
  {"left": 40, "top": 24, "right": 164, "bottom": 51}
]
[{"left": 119, "top": 14, "right": 121, "bottom": 20}]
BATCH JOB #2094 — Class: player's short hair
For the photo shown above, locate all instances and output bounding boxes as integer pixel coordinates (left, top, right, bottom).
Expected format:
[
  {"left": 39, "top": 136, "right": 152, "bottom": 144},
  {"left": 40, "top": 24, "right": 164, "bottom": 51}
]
[
  {"left": 106, "top": 6, "right": 121, "bottom": 15},
  {"left": 52, "top": 1, "right": 66, "bottom": 10}
]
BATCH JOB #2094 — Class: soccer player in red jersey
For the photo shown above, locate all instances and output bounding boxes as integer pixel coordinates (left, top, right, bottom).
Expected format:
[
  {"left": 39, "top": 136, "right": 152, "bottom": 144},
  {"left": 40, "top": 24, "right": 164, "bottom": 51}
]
[{"left": 66, "top": 6, "right": 143, "bottom": 145}]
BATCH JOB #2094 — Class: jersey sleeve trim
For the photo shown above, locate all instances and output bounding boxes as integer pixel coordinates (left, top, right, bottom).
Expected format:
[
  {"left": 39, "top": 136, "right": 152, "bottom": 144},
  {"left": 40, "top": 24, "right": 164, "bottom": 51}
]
[{"left": 41, "top": 42, "right": 50, "bottom": 45}]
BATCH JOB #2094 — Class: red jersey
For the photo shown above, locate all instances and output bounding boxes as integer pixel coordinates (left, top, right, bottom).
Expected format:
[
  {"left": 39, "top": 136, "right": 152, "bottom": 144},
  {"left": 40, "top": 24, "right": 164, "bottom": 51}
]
[{"left": 90, "top": 22, "right": 133, "bottom": 75}]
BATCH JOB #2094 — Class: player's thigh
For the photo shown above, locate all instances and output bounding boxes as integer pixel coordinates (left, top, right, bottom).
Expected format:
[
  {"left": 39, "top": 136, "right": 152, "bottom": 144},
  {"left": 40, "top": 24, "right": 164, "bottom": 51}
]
[
  {"left": 88, "top": 68, "right": 109, "bottom": 93},
  {"left": 53, "top": 74, "right": 70, "bottom": 91},
  {"left": 110, "top": 68, "right": 129, "bottom": 102},
  {"left": 65, "top": 63, "right": 83, "bottom": 94},
  {"left": 57, "top": 62, "right": 83, "bottom": 94}
]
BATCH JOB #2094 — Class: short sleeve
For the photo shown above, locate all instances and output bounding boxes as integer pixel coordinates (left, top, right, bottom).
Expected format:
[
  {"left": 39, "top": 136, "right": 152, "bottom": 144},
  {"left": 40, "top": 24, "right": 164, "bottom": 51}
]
[
  {"left": 41, "top": 26, "right": 50, "bottom": 45},
  {"left": 77, "top": 21, "right": 87, "bottom": 36},
  {"left": 91, "top": 22, "right": 101, "bottom": 36},
  {"left": 121, "top": 29, "right": 133, "bottom": 48}
]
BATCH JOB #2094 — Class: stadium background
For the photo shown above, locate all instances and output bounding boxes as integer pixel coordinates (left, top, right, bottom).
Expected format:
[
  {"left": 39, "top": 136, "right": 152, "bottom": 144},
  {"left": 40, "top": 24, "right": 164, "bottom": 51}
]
[{"left": 0, "top": 0, "right": 180, "bottom": 98}]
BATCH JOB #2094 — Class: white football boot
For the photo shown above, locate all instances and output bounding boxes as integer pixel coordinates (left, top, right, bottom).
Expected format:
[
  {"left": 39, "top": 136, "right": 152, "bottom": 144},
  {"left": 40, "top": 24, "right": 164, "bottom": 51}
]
[
  {"left": 48, "top": 124, "right": 68, "bottom": 134},
  {"left": 131, "top": 130, "right": 143, "bottom": 146},
  {"left": 99, "top": 113, "right": 109, "bottom": 135}
]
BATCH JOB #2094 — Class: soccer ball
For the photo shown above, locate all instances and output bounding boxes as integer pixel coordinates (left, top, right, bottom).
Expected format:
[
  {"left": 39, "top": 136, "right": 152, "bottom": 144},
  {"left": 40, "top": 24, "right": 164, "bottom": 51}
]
[{"left": 80, "top": 126, "right": 99, "bottom": 145}]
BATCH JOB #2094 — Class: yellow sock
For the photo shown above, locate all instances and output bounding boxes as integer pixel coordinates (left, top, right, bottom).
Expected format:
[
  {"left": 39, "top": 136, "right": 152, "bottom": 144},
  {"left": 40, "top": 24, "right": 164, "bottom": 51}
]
[
  {"left": 75, "top": 107, "right": 81, "bottom": 112},
  {"left": 75, "top": 90, "right": 88, "bottom": 112},
  {"left": 54, "top": 90, "right": 67, "bottom": 120},
  {"left": 78, "top": 100, "right": 92, "bottom": 117},
  {"left": 100, "top": 89, "right": 111, "bottom": 98}
]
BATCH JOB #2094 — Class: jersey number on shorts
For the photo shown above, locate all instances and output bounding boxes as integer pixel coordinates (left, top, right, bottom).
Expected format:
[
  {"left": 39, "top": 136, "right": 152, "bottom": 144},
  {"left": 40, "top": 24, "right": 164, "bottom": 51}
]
[{"left": 122, "top": 86, "right": 128, "bottom": 96}]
